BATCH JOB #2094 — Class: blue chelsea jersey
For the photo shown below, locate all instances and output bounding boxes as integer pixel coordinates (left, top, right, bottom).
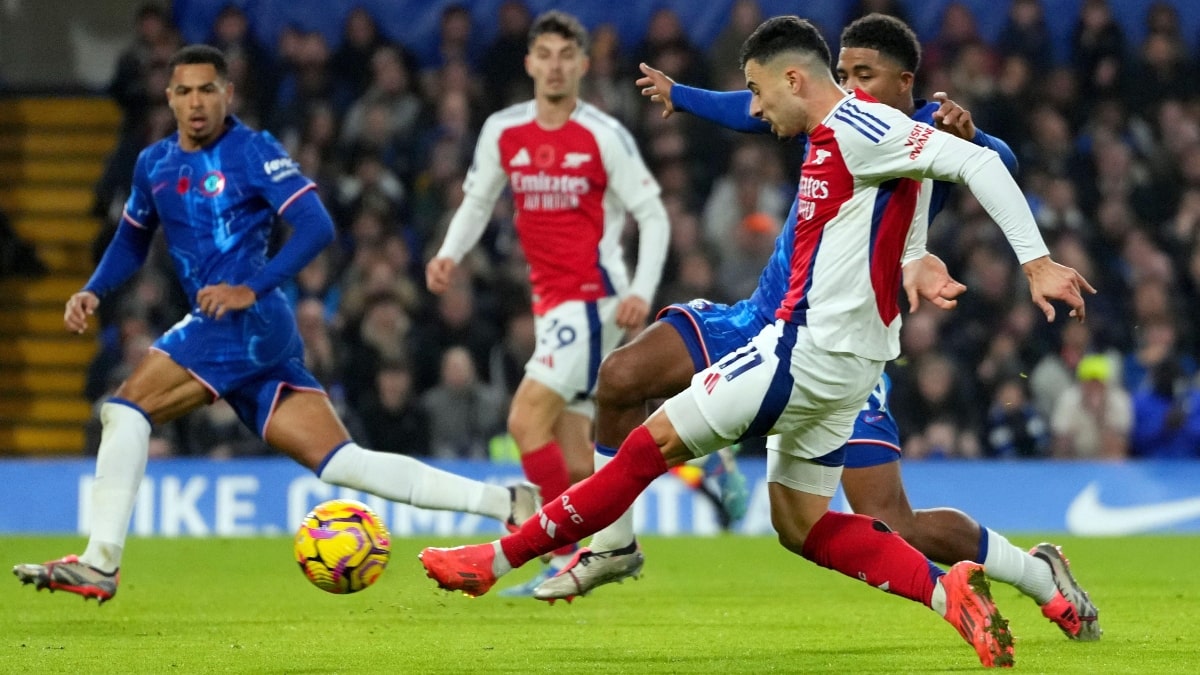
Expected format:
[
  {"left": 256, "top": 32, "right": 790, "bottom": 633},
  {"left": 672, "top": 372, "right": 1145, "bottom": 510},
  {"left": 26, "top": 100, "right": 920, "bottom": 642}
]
[
  {"left": 739, "top": 101, "right": 955, "bottom": 322},
  {"left": 121, "top": 116, "right": 314, "bottom": 303}
]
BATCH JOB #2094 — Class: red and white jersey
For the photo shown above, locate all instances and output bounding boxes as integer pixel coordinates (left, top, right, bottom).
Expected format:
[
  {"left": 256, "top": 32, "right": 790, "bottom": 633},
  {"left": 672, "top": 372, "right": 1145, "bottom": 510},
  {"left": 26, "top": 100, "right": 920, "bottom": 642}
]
[
  {"left": 439, "top": 100, "right": 663, "bottom": 315},
  {"left": 778, "top": 89, "right": 991, "bottom": 361}
]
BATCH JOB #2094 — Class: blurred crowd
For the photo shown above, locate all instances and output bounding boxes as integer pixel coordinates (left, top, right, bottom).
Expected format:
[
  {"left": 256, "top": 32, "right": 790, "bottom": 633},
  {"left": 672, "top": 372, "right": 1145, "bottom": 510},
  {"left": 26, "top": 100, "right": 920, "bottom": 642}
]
[{"left": 81, "top": 0, "right": 1200, "bottom": 462}]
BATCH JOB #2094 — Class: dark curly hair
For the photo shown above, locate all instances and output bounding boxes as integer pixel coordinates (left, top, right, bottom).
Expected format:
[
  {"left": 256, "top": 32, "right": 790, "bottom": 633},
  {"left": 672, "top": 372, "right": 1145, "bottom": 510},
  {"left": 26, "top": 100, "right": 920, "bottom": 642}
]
[
  {"left": 840, "top": 13, "right": 921, "bottom": 73},
  {"left": 739, "top": 16, "right": 831, "bottom": 70}
]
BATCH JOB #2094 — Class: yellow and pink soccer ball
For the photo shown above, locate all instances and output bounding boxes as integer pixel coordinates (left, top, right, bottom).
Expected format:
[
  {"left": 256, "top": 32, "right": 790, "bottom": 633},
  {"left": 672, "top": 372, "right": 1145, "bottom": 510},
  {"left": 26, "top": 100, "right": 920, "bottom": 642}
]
[{"left": 294, "top": 499, "right": 390, "bottom": 594}]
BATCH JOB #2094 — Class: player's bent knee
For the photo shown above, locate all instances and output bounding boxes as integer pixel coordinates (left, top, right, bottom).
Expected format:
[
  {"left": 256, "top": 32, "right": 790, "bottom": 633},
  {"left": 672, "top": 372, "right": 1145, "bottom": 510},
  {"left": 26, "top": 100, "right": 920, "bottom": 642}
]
[{"left": 595, "top": 351, "right": 651, "bottom": 408}]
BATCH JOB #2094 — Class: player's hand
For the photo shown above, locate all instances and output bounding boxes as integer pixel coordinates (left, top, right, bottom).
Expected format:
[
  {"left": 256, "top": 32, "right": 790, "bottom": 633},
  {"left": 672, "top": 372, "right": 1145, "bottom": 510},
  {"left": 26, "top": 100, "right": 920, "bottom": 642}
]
[
  {"left": 615, "top": 295, "right": 651, "bottom": 331},
  {"left": 64, "top": 290, "right": 100, "bottom": 334},
  {"left": 1022, "top": 255, "right": 1097, "bottom": 323},
  {"left": 196, "top": 283, "right": 257, "bottom": 320},
  {"left": 636, "top": 63, "right": 677, "bottom": 119},
  {"left": 902, "top": 253, "right": 967, "bottom": 312},
  {"left": 931, "top": 92, "right": 976, "bottom": 141},
  {"left": 425, "top": 256, "right": 457, "bottom": 294}
]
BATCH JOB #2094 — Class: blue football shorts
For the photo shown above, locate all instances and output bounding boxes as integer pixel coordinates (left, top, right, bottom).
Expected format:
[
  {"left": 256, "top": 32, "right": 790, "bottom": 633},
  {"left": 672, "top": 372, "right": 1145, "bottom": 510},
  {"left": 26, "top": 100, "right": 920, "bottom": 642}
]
[{"left": 153, "top": 292, "right": 324, "bottom": 438}]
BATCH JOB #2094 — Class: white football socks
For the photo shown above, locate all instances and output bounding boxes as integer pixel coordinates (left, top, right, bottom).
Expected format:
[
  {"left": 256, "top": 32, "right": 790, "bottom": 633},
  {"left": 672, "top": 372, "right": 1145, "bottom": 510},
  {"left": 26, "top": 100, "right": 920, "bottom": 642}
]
[
  {"left": 80, "top": 402, "right": 151, "bottom": 573},
  {"left": 490, "top": 540, "right": 512, "bottom": 577},
  {"left": 980, "top": 527, "right": 1056, "bottom": 604},
  {"left": 930, "top": 577, "right": 948, "bottom": 617},
  {"left": 318, "top": 443, "right": 510, "bottom": 521},
  {"left": 583, "top": 448, "right": 637, "bottom": 551}
]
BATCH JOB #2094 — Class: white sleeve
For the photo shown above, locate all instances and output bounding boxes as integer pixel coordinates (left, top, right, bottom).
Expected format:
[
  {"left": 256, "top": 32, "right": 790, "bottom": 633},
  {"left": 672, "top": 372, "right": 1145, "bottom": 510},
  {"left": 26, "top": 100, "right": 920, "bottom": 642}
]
[
  {"left": 434, "top": 117, "right": 509, "bottom": 262},
  {"left": 626, "top": 197, "right": 670, "bottom": 302},
  {"left": 842, "top": 107, "right": 1050, "bottom": 265},
  {"left": 598, "top": 122, "right": 669, "bottom": 302}
]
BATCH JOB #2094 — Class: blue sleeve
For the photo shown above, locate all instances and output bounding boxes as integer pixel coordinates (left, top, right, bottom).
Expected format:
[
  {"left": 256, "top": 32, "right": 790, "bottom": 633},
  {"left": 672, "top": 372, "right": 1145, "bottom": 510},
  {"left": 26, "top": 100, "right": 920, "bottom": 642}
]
[
  {"left": 244, "top": 189, "right": 335, "bottom": 298},
  {"left": 84, "top": 221, "right": 154, "bottom": 298},
  {"left": 671, "top": 84, "right": 771, "bottom": 134},
  {"left": 972, "top": 128, "right": 1018, "bottom": 175},
  {"left": 85, "top": 152, "right": 159, "bottom": 297},
  {"left": 247, "top": 130, "right": 317, "bottom": 214}
]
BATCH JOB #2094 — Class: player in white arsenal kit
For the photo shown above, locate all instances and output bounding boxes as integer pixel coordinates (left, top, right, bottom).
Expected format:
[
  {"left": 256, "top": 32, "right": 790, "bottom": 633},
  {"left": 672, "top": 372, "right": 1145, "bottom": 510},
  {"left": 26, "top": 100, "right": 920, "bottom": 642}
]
[
  {"left": 420, "top": 17, "right": 1093, "bottom": 667},
  {"left": 425, "top": 11, "right": 669, "bottom": 594}
]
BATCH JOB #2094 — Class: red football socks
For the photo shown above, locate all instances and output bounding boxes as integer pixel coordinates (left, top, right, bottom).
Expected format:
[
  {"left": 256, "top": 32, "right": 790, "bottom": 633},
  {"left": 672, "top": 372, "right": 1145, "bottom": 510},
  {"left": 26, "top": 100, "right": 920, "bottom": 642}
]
[
  {"left": 801, "top": 510, "right": 942, "bottom": 606},
  {"left": 521, "top": 439, "right": 570, "bottom": 503},
  {"left": 502, "top": 425, "right": 667, "bottom": 567},
  {"left": 520, "top": 440, "right": 574, "bottom": 556}
]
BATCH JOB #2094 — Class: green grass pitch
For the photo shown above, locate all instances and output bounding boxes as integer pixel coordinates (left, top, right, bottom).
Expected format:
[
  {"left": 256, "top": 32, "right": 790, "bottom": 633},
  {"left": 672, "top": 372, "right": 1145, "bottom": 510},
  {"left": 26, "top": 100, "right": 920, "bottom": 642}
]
[{"left": 3, "top": 535, "right": 1199, "bottom": 673}]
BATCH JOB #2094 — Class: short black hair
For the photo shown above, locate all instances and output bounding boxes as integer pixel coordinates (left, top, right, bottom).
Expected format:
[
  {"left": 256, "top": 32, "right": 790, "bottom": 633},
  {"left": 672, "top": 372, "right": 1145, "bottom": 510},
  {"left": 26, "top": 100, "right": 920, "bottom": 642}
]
[
  {"left": 840, "top": 13, "right": 921, "bottom": 73},
  {"left": 168, "top": 44, "right": 229, "bottom": 80},
  {"left": 739, "top": 16, "right": 831, "bottom": 70},
  {"left": 528, "top": 10, "right": 589, "bottom": 52}
]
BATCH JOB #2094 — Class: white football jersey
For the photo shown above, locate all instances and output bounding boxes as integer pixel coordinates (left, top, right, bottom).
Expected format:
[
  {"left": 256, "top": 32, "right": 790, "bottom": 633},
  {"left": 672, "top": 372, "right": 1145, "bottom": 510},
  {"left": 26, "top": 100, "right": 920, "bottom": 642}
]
[{"left": 777, "top": 89, "right": 1043, "bottom": 361}]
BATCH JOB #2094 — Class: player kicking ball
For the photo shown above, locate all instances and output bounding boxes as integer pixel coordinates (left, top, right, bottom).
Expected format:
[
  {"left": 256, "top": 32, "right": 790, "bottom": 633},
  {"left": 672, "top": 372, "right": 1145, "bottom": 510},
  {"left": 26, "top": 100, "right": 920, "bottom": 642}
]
[
  {"left": 420, "top": 17, "right": 1095, "bottom": 668},
  {"left": 533, "top": 13, "right": 1098, "bottom": 643}
]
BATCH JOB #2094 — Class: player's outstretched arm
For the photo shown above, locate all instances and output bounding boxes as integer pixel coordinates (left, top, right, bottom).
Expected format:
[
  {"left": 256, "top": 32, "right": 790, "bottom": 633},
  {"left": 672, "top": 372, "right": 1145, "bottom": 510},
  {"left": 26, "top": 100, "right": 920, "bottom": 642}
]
[
  {"left": 636, "top": 63, "right": 771, "bottom": 134},
  {"left": 71, "top": 218, "right": 157, "bottom": 333},
  {"left": 855, "top": 110, "right": 1095, "bottom": 322}
]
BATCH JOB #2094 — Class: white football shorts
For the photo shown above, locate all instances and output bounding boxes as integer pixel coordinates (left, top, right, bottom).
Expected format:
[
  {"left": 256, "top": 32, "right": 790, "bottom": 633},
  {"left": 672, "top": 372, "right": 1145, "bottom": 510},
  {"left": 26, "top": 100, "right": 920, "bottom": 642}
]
[
  {"left": 663, "top": 320, "right": 883, "bottom": 494},
  {"left": 524, "top": 297, "right": 624, "bottom": 417}
]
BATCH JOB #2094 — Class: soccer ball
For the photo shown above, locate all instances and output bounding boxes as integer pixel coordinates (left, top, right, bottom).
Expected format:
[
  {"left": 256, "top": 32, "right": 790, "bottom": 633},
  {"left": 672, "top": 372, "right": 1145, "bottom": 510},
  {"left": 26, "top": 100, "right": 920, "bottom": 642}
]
[{"left": 294, "top": 499, "right": 391, "bottom": 594}]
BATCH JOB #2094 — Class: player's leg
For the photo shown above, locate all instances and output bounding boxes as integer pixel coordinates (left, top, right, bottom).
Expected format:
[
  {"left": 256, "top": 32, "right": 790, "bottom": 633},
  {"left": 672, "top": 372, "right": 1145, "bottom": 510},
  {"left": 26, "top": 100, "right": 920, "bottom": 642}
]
[
  {"left": 534, "top": 313, "right": 755, "bottom": 601},
  {"left": 514, "top": 300, "right": 614, "bottom": 526},
  {"left": 496, "top": 407, "right": 594, "bottom": 596},
  {"left": 593, "top": 319, "right": 698, "bottom": 448},
  {"left": 770, "top": 453, "right": 1014, "bottom": 668},
  {"left": 14, "top": 351, "right": 210, "bottom": 601},
  {"left": 759, "top": 332, "right": 1011, "bottom": 667},
  {"left": 263, "top": 389, "right": 536, "bottom": 526},
  {"left": 554, "top": 409, "right": 594, "bottom": 484},
  {"left": 841, "top": 392, "right": 1097, "bottom": 639},
  {"left": 420, "top": 404, "right": 689, "bottom": 597},
  {"left": 420, "top": 320, "right": 801, "bottom": 596},
  {"left": 508, "top": 377, "right": 571, "bottom": 506},
  {"left": 587, "top": 320, "right": 696, "bottom": 552}
]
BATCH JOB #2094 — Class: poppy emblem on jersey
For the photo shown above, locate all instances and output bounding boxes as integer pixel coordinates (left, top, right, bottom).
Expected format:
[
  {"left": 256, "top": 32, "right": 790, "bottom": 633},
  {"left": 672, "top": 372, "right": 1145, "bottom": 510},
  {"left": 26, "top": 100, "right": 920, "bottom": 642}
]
[
  {"left": 176, "top": 177, "right": 190, "bottom": 194},
  {"left": 534, "top": 144, "right": 556, "bottom": 169},
  {"left": 200, "top": 171, "right": 226, "bottom": 197}
]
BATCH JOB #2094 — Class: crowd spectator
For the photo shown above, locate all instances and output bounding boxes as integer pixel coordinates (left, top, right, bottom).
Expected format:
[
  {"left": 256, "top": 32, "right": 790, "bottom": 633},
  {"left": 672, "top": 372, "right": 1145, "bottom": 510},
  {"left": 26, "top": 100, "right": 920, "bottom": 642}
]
[
  {"left": 1051, "top": 354, "right": 1133, "bottom": 460},
  {"left": 983, "top": 378, "right": 1050, "bottom": 459},
  {"left": 420, "top": 346, "right": 506, "bottom": 460},
  {"left": 358, "top": 359, "right": 431, "bottom": 456},
  {"left": 1130, "top": 360, "right": 1200, "bottom": 458}
]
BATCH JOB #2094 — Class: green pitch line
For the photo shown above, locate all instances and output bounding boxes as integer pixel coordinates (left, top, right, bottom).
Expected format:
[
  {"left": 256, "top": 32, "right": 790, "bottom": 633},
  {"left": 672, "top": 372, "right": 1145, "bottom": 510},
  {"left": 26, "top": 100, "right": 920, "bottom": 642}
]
[{"left": 3, "top": 535, "right": 1198, "bottom": 673}]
